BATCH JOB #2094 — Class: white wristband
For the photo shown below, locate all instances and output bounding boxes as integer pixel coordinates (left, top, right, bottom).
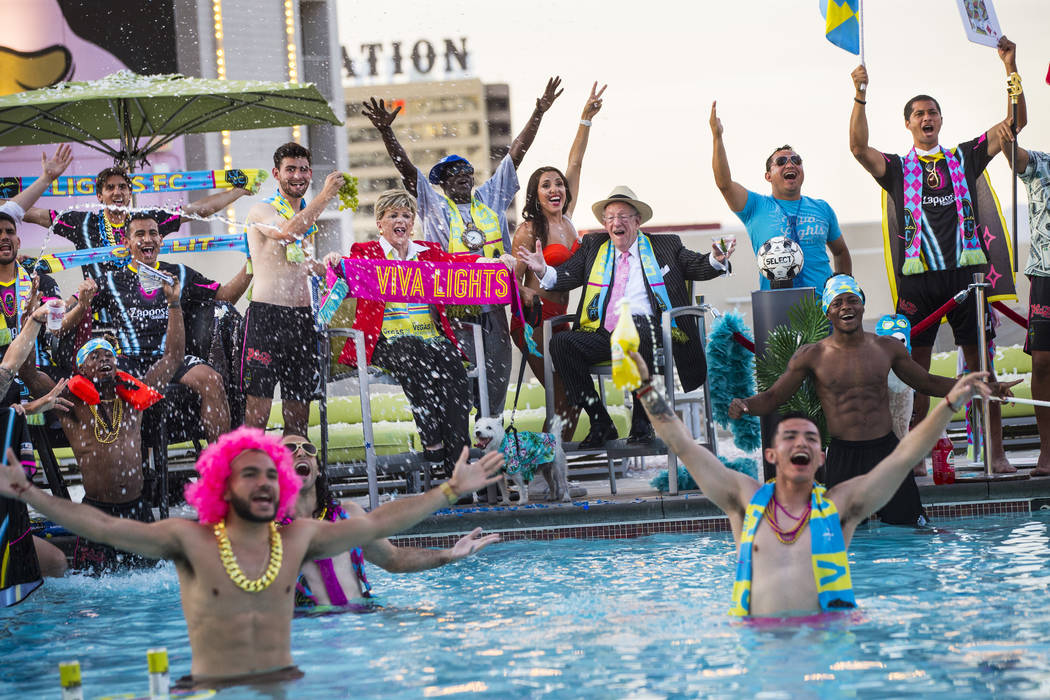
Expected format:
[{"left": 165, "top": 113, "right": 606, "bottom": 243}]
[{"left": 579, "top": 119, "right": 592, "bottom": 127}]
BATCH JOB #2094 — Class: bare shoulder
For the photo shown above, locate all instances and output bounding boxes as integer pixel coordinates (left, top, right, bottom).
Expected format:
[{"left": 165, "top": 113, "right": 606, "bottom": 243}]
[
  {"left": 246, "top": 200, "right": 278, "bottom": 225},
  {"left": 792, "top": 341, "right": 824, "bottom": 366},
  {"left": 512, "top": 220, "right": 536, "bottom": 244}
]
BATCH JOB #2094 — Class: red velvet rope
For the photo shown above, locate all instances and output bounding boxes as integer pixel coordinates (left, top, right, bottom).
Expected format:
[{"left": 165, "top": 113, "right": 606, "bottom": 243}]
[{"left": 991, "top": 301, "right": 1028, "bottom": 329}]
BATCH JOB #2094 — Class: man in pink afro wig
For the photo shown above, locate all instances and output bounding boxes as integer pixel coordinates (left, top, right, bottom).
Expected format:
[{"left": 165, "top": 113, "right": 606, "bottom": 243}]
[
  {"left": 0, "top": 432, "right": 505, "bottom": 691},
  {"left": 186, "top": 426, "right": 301, "bottom": 524}
]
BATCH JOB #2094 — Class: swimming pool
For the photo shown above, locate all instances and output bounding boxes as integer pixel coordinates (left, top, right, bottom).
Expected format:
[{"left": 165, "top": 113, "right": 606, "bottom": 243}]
[{"left": 3, "top": 512, "right": 1049, "bottom": 698}]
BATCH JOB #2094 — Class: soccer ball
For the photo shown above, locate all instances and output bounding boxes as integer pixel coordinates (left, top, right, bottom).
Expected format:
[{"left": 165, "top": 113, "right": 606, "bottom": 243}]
[{"left": 756, "top": 236, "right": 804, "bottom": 283}]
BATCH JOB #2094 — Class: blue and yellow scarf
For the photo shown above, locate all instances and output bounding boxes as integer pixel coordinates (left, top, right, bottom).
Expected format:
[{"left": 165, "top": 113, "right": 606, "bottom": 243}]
[
  {"left": 580, "top": 233, "right": 681, "bottom": 339},
  {"left": 265, "top": 192, "right": 317, "bottom": 263},
  {"left": 728, "top": 481, "right": 856, "bottom": 616}
]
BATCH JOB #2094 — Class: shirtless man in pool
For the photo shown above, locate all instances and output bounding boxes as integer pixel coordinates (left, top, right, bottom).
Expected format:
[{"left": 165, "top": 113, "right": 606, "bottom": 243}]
[
  {"left": 630, "top": 349, "right": 990, "bottom": 616},
  {"left": 0, "top": 427, "right": 504, "bottom": 690},
  {"left": 728, "top": 275, "right": 1017, "bottom": 525}
]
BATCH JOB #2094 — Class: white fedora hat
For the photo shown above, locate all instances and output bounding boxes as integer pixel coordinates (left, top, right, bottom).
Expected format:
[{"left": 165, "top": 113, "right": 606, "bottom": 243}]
[{"left": 591, "top": 185, "right": 653, "bottom": 225}]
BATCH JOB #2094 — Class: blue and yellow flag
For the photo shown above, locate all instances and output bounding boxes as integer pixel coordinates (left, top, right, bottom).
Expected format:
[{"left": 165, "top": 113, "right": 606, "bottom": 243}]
[{"left": 819, "top": 0, "right": 860, "bottom": 55}]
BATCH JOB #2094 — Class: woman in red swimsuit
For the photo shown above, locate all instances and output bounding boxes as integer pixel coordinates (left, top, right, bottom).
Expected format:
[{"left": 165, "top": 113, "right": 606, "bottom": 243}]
[{"left": 511, "top": 82, "right": 605, "bottom": 439}]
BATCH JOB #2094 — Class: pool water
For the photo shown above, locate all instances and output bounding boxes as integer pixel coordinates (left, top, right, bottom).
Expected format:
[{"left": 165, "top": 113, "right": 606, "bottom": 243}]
[{"left": 3, "top": 513, "right": 1049, "bottom": 699}]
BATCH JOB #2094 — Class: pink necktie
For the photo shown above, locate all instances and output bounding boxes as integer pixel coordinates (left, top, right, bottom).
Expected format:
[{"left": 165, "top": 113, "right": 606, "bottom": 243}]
[{"left": 604, "top": 251, "right": 631, "bottom": 332}]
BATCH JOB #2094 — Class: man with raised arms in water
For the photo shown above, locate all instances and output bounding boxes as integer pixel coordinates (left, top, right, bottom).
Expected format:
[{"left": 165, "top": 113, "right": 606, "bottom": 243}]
[
  {"left": 241, "top": 142, "right": 346, "bottom": 436},
  {"left": 729, "top": 275, "right": 1016, "bottom": 525},
  {"left": 631, "top": 350, "right": 991, "bottom": 616},
  {"left": 282, "top": 434, "right": 499, "bottom": 607},
  {"left": 0, "top": 427, "right": 504, "bottom": 690}
]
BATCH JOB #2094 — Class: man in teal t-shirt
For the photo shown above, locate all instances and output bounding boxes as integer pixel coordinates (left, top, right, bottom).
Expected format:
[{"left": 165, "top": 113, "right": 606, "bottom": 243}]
[{"left": 710, "top": 102, "right": 851, "bottom": 290}]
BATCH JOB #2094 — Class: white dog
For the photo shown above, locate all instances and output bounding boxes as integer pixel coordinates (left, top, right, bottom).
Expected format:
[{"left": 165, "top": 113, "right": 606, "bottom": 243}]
[{"left": 473, "top": 416, "right": 571, "bottom": 504}]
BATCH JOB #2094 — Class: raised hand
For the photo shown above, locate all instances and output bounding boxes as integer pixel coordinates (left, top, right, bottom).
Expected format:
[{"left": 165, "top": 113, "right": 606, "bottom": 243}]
[
  {"left": 516, "top": 239, "right": 547, "bottom": 276},
  {"left": 30, "top": 378, "right": 74, "bottom": 414},
  {"left": 162, "top": 278, "right": 182, "bottom": 305},
  {"left": 711, "top": 237, "right": 736, "bottom": 263},
  {"left": 320, "top": 170, "right": 345, "bottom": 200},
  {"left": 997, "top": 35, "right": 1016, "bottom": 68},
  {"left": 77, "top": 278, "right": 98, "bottom": 307},
  {"left": 42, "top": 144, "right": 73, "bottom": 182},
  {"left": 710, "top": 101, "right": 723, "bottom": 137},
  {"left": 851, "top": 65, "right": 868, "bottom": 94},
  {"left": 447, "top": 527, "right": 500, "bottom": 561},
  {"left": 581, "top": 82, "right": 606, "bottom": 120},
  {"left": 947, "top": 371, "right": 992, "bottom": 408},
  {"left": 536, "top": 76, "right": 564, "bottom": 113},
  {"left": 362, "top": 97, "right": 401, "bottom": 129},
  {"left": 447, "top": 447, "right": 504, "bottom": 496}
]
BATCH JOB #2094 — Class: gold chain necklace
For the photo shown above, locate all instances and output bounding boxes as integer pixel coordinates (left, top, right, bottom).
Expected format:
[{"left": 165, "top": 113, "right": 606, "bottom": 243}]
[
  {"left": 88, "top": 396, "right": 123, "bottom": 444},
  {"left": 102, "top": 210, "right": 125, "bottom": 246},
  {"left": 214, "top": 520, "right": 283, "bottom": 593}
]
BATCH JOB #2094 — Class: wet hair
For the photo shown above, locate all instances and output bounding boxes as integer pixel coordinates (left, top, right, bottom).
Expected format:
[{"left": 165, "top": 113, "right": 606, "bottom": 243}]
[
  {"left": 0, "top": 211, "right": 16, "bottom": 229},
  {"left": 273, "top": 142, "right": 312, "bottom": 169},
  {"left": 127, "top": 211, "right": 159, "bottom": 228},
  {"left": 772, "top": 411, "right": 819, "bottom": 437},
  {"left": 522, "top": 167, "right": 573, "bottom": 247},
  {"left": 374, "top": 189, "right": 418, "bottom": 222},
  {"left": 904, "top": 95, "right": 941, "bottom": 121},
  {"left": 95, "top": 166, "right": 133, "bottom": 194},
  {"left": 764, "top": 145, "right": 795, "bottom": 172},
  {"left": 185, "top": 426, "right": 301, "bottom": 524}
]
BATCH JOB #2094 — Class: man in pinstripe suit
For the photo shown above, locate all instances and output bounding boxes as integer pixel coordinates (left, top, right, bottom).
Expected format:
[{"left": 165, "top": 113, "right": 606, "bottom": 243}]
[{"left": 518, "top": 186, "right": 734, "bottom": 447}]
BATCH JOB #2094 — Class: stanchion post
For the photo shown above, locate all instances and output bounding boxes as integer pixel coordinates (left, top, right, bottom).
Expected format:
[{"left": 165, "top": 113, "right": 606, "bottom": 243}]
[{"left": 972, "top": 273, "right": 994, "bottom": 477}]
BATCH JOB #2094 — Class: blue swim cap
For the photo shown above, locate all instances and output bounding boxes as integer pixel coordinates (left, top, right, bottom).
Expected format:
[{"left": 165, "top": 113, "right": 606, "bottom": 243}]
[
  {"left": 428, "top": 154, "right": 472, "bottom": 185},
  {"left": 821, "top": 274, "right": 865, "bottom": 314},
  {"left": 76, "top": 338, "right": 116, "bottom": 367}
]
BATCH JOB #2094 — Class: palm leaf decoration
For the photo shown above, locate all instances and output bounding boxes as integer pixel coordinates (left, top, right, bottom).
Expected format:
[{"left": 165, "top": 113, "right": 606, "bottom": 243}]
[{"left": 756, "top": 294, "right": 830, "bottom": 446}]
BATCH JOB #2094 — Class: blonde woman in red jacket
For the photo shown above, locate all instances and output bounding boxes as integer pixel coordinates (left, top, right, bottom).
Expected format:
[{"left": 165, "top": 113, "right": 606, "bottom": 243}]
[{"left": 326, "top": 190, "right": 500, "bottom": 476}]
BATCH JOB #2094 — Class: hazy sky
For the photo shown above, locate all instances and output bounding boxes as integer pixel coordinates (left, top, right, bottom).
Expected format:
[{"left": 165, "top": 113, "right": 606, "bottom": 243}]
[{"left": 338, "top": 0, "right": 1050, "bottom": 229}]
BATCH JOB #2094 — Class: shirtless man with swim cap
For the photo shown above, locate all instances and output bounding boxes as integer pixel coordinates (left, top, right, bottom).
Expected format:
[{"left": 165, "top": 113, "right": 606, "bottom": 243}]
[
  {"left": 0, "top": 428, "right": 504, "bottom": 690},
  {"left": 728, "top": 275, "right": 1018, "bottom": 525},
  {"left": 631, "top": 350, "right": 991, "bottom": 616}
]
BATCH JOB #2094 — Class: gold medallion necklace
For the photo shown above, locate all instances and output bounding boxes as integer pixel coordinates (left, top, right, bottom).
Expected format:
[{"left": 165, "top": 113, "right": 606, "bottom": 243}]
[
  {"left": 88, "top": 396, "right": 123, "bottom": 444},
  {"left": 214, "top": 519, "right": 283, "bottom": 593}
]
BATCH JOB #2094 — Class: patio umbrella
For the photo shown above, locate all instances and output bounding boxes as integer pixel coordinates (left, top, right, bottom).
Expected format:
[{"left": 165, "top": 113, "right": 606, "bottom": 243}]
[{"left": 0, "top": 70, "right": 342, "bottom": 170}]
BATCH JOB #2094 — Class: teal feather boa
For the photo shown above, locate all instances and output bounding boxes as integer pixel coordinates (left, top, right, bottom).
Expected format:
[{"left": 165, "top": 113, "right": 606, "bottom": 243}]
[
  {"left": 706, "top": 313, "right": 761, "bottom": 451},
  {"left": 650, "top": 457, "right": 758, "bottom": 492}
]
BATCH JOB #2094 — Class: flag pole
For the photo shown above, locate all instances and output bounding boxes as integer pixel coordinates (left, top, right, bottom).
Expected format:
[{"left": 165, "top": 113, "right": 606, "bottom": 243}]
[
  {"left": 858, "top": 0, "right": 866, "bottom": 89},
  {"left": 1008, "top": 73, "right": 1022, "bottom": 273}
]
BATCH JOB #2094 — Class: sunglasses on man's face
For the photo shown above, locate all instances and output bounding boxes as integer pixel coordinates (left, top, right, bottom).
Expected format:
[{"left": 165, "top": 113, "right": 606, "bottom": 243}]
[
  {"left": 286, "top": 441, "right": 317, "bottom": 456},
  {"left": 774, "top": 155, "right": 803, "bottom": 167}
]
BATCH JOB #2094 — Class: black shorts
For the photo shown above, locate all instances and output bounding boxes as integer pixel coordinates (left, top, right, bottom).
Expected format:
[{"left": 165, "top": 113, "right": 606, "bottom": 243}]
[
  {"left": 825, "top": 432, "right": 926, "bottom": 526},
  {"left": 896, "top": 268, "right": 995, "bottom": 348},
  {"left": 120, "top": 354, "right": 207, "bottom": 383},
  {"left": 1025, "top": 274, "right": 1050, "bottom": 354},
  {"left": 74, "top": 495, "right": 156, "bottom": 571},
  {"left": 240, "top": 302, "right": 322, "bottom": 401}
]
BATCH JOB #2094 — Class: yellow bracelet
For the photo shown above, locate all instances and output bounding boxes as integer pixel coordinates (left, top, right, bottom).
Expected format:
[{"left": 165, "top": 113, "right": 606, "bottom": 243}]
[{"left": 439, "top": 482, "right": 458, "bottom": 505}]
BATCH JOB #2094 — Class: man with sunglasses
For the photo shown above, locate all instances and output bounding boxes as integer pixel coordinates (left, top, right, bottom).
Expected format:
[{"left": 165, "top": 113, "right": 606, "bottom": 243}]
[
  {"left": 281, "top": 435, "right": 499, "bottom": 607},
  {"left": 361, "top": 78, "right": 563, "bottom": 418},
  {"left": 710, "top": 101, "right": 851, "bottom": 291}
]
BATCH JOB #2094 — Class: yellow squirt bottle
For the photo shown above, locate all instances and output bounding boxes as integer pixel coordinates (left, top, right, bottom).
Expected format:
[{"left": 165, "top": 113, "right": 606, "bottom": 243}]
[{"left": 610, "top": 299, "right": 641, "bottom": 390}]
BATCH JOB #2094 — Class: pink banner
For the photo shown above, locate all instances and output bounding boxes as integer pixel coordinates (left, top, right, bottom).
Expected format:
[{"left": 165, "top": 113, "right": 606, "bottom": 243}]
[{"left": 340, "top": 258, "right": 512, "bottom": 304}]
